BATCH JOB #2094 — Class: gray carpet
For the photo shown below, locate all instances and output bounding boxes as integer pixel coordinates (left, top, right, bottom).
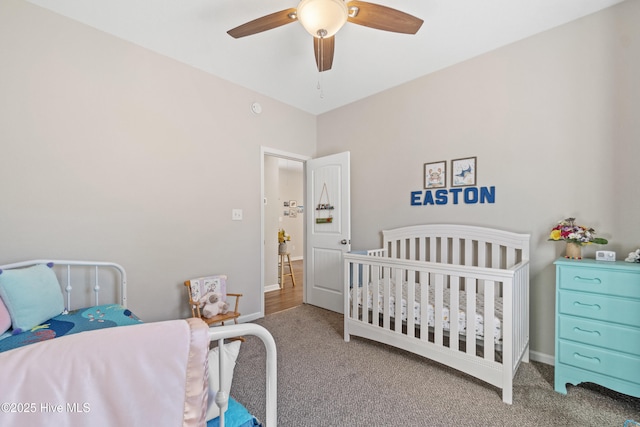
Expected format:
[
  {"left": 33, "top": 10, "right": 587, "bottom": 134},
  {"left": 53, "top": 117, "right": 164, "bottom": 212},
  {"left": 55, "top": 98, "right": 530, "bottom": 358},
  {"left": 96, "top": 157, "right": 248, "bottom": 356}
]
[{"left": 231, "top": 304, "right": 640, "bottom": 426}]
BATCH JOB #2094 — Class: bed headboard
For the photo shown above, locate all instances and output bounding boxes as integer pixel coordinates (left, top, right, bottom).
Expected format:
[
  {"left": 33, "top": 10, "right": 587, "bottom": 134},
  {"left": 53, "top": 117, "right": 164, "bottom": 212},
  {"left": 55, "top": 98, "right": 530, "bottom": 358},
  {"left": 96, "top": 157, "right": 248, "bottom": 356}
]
[
  {"left": 0, "top": 260, "right": 127, "bottom": 310},
  {"left": 382, "top": 224, "right": 530, "bottom": 269}
]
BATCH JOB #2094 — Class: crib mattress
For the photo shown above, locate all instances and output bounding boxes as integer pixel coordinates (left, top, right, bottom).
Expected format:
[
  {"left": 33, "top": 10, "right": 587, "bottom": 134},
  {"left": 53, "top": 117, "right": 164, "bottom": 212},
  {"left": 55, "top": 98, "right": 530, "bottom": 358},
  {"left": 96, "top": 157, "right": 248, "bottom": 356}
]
[{"left": 350, "top": 281, "right": 502, "bottom": 343}]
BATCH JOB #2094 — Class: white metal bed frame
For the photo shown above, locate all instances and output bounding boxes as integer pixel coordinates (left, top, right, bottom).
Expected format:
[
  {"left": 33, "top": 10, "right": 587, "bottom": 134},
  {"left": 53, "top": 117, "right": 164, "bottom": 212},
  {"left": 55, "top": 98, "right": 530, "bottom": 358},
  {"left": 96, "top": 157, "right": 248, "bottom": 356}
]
[
  {"left": 0, "top": 260, "right": 277, "bottom": 427},
  {"left": 0, "top": 259, "right": 127, "bottom": 311},
  {"left": 343, "top": 224, "right": 530, "bottom": 404}
]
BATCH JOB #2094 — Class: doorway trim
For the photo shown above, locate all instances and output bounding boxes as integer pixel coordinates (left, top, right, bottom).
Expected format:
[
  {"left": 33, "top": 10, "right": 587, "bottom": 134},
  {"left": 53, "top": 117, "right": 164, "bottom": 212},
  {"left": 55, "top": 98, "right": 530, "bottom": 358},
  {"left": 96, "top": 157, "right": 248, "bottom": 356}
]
[{"left": 260, "top": 146, "right": 311, "bottom": 316}]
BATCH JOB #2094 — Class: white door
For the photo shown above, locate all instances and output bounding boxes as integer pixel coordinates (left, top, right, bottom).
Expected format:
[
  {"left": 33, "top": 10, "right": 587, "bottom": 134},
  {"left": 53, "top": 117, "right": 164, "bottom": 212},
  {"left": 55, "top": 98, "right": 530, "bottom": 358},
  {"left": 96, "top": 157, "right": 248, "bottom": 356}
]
[{"left": 305, "top": 152, "right": 350, "bottom": 313}]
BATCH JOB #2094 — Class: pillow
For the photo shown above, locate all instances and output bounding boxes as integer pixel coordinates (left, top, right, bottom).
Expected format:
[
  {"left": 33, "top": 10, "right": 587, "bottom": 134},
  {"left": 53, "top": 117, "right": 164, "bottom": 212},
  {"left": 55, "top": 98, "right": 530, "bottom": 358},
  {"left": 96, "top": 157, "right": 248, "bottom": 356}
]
[
  {"left": 0, "top": 264, "right": 65, "bottom": 331},
  {"left": 206, "top": 339, "right": 242, "bottom": 421},
  {"left": 0, "top": 296, "right": 11, "bottom": 335}
]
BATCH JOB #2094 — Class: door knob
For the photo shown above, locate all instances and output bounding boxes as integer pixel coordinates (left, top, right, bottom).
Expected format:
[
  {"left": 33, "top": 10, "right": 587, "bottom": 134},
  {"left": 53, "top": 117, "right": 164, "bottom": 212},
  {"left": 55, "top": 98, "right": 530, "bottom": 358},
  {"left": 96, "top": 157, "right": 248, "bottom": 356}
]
[{"left": 340, "top": 239, "right": 349, "bottom": 245}]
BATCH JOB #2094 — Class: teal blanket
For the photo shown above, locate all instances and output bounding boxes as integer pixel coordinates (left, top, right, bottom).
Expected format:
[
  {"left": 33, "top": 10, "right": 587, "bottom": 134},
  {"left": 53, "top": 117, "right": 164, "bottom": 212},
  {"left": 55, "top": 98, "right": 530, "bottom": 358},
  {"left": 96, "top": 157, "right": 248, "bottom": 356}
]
[{"left": 0, "top": 304, "right": 142, "bottom": 353}]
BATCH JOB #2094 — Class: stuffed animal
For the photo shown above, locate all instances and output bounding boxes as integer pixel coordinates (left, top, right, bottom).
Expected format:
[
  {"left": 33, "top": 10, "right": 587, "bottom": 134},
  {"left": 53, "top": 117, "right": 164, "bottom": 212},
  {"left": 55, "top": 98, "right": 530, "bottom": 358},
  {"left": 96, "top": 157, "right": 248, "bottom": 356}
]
[
  {"left": 199, "top": 292, "right": 229, "bottom": 318},
  {"left": 625, "top": 249, "right": 640, "bottom": 263}
]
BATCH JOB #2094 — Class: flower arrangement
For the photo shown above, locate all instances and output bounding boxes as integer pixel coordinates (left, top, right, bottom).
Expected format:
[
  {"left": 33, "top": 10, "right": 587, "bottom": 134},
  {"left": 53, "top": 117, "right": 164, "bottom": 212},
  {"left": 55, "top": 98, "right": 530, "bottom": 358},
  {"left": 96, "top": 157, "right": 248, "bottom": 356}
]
[
  {"left": 278, "top": 229, "right": 291, "bottom": 244},
  {"left": 548, "top": 218, "right": 608, "bottom": 246}
]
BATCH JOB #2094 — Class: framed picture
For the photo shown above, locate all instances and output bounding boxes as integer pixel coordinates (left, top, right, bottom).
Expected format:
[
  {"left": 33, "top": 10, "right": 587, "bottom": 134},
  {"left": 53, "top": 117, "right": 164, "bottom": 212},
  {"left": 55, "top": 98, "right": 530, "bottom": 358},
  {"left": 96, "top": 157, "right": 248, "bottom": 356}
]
[
  {"left": 289, "top": 209, "right": 297, "bottom": 218},
  {"left": 289, "top": 200, "right": 297, "bottom": 208},
  {"left": 451, "top": 156, "right": 477, "bottom": 187},
  {"left": 424, "top": 161, "right": 446, "bottom": 189},
  {"left": 283, "top": 201, "right": 289, "bottom": 207}
]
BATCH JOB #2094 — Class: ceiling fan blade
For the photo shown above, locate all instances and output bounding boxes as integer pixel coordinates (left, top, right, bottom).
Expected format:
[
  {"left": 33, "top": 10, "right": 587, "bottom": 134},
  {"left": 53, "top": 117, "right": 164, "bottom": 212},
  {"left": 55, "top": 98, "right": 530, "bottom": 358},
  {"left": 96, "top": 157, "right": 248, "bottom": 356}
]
[
  {"left": 347, "top": 1, "right": 423, "bottom": 34},
  {"left": 313, "top": 36, "right": 335, "bottom": 72},
  {"left": 227, "top": 8, "right": 297, "bottom": 38}
]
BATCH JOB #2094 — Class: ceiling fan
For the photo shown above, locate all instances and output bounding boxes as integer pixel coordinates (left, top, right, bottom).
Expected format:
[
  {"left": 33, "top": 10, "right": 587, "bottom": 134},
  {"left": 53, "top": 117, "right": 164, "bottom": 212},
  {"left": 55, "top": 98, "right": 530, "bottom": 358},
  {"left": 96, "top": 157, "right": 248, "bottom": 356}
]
[{"left": 227, "top": 0, "right": 423, "bottom": 72}]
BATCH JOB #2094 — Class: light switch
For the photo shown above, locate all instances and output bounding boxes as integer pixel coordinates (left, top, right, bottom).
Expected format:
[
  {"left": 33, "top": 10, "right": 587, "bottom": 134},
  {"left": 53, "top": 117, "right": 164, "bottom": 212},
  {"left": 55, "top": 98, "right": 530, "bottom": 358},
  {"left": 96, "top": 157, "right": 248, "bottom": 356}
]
[{"left": 232, "top": 209, "right": 243, "bottom": 221}]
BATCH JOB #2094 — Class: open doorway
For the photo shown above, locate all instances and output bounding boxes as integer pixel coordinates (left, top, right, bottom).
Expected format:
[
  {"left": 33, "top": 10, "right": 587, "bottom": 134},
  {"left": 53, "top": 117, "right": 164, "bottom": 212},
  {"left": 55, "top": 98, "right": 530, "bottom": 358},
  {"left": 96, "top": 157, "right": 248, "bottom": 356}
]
[{"left": 262, "top": 148, "right": 308, "bottom": 315}]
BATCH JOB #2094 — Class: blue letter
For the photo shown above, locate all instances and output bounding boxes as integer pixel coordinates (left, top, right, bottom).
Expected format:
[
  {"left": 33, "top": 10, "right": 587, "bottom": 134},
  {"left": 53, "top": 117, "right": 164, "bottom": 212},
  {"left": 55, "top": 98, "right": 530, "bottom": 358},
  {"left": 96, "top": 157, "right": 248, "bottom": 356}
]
[
  {"left": 423, "top": 191, "right": 435, "bottom": 205},
  {"left": 464, "top": 187, "right": 479, "bottom": 204},
  {"left": 410, "top": 191, "right": 422, "bottom": 206},
  {"left": 480, "top": 186, "right": 495, "bottom": 203},
  {"left": 435, "top": 189, "right": 448, "bottom": 205},
  {"left": 449, "top": 188, "right": 462, "bottom": 204}
]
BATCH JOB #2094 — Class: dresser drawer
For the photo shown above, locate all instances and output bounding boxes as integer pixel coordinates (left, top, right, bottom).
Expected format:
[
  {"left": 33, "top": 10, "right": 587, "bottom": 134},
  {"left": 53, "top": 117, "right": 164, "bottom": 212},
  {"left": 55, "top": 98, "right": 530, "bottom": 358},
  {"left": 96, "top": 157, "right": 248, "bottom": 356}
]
[
  {"left": 558, "top": 315, "right": 640, "bottom": 354},
  {"left": 558, "top": 290, "right": 640, "bottom": 327},
  {"left": 558, "top": 265, "right": 640, "bottom": 299},
  {"left": 557, "top": 340, "right": 640, "bottom": 384}
]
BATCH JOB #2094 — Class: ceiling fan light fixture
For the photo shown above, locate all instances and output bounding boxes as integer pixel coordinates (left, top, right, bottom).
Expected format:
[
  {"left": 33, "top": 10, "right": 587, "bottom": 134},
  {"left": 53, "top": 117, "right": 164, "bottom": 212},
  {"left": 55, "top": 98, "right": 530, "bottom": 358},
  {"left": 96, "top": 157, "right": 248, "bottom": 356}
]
[{"left": 296, "top": 0, "right": 348, "bottom": 38}]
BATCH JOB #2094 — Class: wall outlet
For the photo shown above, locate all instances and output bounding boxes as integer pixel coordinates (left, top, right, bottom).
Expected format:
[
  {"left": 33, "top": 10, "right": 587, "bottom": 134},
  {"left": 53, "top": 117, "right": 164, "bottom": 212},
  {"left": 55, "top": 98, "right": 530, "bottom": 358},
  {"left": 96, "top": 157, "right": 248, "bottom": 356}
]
[
  {"left": 232, "top": 209, "right": 243, "bottom": 221},
  {"left": 596, "top": 250, "right": 615, "bottom": 262}
]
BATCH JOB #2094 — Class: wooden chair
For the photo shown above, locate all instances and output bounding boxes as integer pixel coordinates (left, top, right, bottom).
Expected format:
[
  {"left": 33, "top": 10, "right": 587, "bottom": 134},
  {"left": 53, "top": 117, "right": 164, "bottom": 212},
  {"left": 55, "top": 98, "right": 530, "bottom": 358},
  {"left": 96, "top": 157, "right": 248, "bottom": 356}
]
[{"left": 184, "top": 278, "right": 242, "bottom": 326}]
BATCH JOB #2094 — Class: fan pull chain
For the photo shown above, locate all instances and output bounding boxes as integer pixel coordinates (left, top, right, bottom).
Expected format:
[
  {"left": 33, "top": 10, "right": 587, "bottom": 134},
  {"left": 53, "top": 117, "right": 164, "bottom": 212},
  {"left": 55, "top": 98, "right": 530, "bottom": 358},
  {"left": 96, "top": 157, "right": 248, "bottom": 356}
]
[
  {"left": 316, "top": 34, "right": 325, "bottom": 99},
  {"left": 317, "top": 75, "right": 324, "bottom": 99}
]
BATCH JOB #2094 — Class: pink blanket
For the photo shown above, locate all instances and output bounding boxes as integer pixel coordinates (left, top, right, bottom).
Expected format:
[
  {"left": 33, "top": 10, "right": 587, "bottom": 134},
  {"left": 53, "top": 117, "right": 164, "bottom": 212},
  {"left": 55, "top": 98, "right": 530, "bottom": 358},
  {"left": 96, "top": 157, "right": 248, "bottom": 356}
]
[{"left": 0, "top": 318, "right": 209, "bottom": 427}]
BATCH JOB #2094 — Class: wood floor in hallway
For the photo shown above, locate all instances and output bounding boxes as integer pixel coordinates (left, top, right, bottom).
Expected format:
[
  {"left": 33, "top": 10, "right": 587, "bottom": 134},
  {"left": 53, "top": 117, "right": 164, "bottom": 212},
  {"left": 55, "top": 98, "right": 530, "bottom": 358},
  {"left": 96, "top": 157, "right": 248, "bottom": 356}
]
[{"left": 265, "top": 259, "right": 303, "bottom": 315}]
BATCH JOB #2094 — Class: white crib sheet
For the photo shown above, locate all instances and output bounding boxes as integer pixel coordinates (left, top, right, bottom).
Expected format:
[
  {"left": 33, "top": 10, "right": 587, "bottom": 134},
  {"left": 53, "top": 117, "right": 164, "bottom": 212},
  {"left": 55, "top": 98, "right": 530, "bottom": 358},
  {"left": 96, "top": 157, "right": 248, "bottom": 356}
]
[{"left": 350, "top": 280, "right": 502, "bottom": 343}]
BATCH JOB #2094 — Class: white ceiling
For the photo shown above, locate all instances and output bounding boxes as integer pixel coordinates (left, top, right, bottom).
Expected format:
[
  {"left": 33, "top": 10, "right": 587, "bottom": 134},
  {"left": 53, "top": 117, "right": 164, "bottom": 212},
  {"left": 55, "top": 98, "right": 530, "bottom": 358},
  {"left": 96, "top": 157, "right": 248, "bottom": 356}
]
[{"left": 26, "top": 0, "right": 625, "bottom": 115}]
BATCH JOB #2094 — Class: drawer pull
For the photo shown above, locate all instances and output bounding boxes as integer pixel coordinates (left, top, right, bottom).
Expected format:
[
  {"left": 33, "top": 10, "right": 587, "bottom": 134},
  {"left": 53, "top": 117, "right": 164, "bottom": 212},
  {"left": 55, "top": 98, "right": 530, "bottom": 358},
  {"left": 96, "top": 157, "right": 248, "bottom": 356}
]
[
  {"left": 573, "top": 352, "right": 601, "bottom": 364},
  {"left": 573, "top": 327, "right": 601, "bottom": 336},
  {"left": 572, "top": 276, "right": 602, "bottom": 285},
  {"left": 573, "top": 301, "right": 601, "bottom": 310}
]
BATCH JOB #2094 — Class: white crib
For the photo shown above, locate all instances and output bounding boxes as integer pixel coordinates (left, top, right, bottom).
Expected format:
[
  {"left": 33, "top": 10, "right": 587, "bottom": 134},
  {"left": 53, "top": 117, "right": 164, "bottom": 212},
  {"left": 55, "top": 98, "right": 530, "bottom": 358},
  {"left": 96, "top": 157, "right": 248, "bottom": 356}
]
[{"left": 343, "top": 224, "right": 530, "bottom": 404}]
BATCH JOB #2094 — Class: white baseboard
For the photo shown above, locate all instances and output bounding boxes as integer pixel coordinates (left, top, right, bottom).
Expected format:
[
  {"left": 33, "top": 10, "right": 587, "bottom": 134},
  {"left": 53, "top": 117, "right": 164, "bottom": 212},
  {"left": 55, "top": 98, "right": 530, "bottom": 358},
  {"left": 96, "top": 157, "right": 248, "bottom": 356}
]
[
  {"left": 529, "top": 350, "right": 554, "bottom": 366},
  {"left": 238, "top": 311, "right": 263, "bottom": 323},
  {"left": 264, "top": 284, "right": 280, "bottom": 293}
]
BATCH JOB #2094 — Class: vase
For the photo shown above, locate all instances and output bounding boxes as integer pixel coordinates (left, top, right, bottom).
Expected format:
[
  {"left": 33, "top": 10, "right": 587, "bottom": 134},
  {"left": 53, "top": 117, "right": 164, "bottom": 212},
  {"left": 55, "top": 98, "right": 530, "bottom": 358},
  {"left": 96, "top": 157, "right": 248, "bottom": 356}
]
[
  {"left": 278, "top": 242, "right": 288, "bottom": 255},
  {"left": 565, "top": 242, "right": 582, "bottom": 259}
]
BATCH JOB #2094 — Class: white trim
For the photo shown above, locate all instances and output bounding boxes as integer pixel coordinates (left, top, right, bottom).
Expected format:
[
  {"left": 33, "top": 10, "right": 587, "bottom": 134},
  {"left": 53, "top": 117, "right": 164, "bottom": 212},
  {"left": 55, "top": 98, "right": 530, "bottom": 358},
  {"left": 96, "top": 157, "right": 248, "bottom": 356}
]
[
  {"left": 260, "top": 146, "right": 310, "bottom": 317},
  {"left": 264, "top": 284, "right": 281, "bottom": 293},
  {"left": 530, "top": 350, "right": 554, "bottom": 366}
]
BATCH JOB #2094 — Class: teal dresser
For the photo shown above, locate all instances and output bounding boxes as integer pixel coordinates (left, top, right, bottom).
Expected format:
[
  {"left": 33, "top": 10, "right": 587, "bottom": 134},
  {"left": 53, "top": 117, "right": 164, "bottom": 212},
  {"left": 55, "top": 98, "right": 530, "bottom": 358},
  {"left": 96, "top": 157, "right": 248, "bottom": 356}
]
[{"left": 554, "top": 258, "right": 640, "bottom": 398}]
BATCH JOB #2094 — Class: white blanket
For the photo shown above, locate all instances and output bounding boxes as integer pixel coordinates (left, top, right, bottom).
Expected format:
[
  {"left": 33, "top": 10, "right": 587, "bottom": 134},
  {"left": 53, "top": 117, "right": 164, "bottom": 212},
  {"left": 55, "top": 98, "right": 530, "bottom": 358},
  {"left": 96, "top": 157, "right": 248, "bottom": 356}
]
[
  {"left": 350, "top": 280, "right": 502, "bottom": 343},
  {"left": 0, "top": 318, "right": 209, "bottom": 427}
]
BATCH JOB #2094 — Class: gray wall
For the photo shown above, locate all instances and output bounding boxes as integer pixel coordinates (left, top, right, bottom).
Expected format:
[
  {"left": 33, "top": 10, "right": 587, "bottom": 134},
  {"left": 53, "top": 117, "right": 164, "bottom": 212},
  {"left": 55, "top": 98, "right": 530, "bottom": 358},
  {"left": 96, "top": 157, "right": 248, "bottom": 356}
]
[
  {"left": 0, "top": 0, "right": 316, "bottom": 322},
  {"left": 316, "top": 0, "right": 639, "bottom": 360}
]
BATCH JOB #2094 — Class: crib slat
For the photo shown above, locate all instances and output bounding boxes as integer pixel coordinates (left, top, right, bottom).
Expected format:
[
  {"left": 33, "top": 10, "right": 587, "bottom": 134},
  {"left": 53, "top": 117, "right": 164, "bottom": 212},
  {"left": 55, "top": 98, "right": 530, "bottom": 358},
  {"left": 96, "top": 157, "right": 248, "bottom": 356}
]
[
  {"left": 491, "top": 244, "right": 500, "bottom": 269},
  {"left": 484, "top": 280, "right": 495, "bottom": 361},
  {"left": 372, "top": 265, "right": 380, "bottom": 324},
  {"left": 407, "top": 273, "right": 416, "bottom": 335},
  {"left": 429, "top": 237, "right": 437, "bottom": 262},
  {"left": 434, "top": 273, "right": 444, "bottom": 346},
  {"left": 382, "top": 268, "right": 391, "bottom": 330},
  {"left": 506, "top": 247, "right": 516, "bottom": 271},
  {"left": 478, "top": 240, "right": 486, "bottom": 267},
  {"left": 466, "top": 277, "right": 477, "bottom": 354},
  {"left": 441, "top": 237, "right": 449, "bottom": 264},
  {"left": 450, "top": 275, "right": 460, "bottom": 350},
  {"left": 452, "top": 238, "right": 461, "bottom": 266},
  {"left": 420, "top": 270, "right": 429, "bottom": 342},
  {"left": 351, "top": 261, "right": 359, "bottom": 320},
  {"left": 464, "top": 239, "right": 473, "bottom": 267},
  {"left": 394, "top": 267, "right": 402, "bottom": 333}
]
